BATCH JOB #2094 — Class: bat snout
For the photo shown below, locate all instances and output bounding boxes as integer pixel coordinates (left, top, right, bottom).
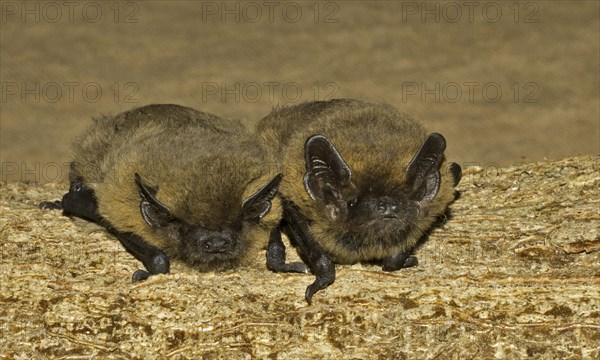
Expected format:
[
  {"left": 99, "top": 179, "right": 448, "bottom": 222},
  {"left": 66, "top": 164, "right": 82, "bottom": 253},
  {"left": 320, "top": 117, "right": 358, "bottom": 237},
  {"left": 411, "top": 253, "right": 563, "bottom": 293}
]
[
  {"left": 203, "top": 235, "right": 232, "bottom": 253},
  {"left": 377, "top": 197, "right": 400, "bottom": 218}
]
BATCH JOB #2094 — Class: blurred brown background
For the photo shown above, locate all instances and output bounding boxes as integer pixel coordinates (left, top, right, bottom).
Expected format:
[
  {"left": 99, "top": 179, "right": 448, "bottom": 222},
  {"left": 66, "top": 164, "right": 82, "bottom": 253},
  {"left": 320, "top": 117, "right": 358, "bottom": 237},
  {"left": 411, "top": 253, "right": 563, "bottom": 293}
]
[{"left": 1, "top": 1, "right": 598, "bottom": 183}]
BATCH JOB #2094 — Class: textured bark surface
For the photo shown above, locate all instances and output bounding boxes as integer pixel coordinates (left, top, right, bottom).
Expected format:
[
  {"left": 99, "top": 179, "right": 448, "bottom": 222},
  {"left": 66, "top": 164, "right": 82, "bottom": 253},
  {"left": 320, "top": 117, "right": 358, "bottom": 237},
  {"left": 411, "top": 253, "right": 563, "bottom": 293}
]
[{"left": 1, "top": 156, "right": 598, "bottom": 359}]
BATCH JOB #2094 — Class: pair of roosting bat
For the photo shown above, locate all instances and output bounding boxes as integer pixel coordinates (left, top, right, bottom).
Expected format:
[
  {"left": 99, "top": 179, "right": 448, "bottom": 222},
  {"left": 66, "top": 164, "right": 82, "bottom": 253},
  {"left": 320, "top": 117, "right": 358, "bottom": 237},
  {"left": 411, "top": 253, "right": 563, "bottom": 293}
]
[{"left": 41, "top": 99, "right": 461, "bottom": 303}]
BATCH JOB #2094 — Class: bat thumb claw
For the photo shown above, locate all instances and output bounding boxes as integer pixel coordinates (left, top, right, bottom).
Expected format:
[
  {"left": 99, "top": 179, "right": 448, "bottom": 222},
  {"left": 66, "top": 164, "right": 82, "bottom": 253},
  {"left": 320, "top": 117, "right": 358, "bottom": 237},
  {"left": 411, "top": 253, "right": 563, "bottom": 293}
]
[{"left": 132, "top": 269, "right": 150, "bottom": 282}]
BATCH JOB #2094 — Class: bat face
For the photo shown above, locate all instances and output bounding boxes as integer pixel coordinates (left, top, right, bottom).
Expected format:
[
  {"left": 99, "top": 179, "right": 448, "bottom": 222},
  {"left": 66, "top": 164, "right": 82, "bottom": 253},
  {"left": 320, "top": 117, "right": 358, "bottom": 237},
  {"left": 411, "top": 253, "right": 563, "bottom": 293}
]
[
  {"left": 135, "top": 171, "right": 282, "bottom": 271},
  {"left": 334, "top": 181, "right": 420, "bottom": 251},
  {"left": 178, "top": 225, "right": 243, "bottom": 266},
  {"left": 303, "top": 133, "right": 457, "bottom": 261}
]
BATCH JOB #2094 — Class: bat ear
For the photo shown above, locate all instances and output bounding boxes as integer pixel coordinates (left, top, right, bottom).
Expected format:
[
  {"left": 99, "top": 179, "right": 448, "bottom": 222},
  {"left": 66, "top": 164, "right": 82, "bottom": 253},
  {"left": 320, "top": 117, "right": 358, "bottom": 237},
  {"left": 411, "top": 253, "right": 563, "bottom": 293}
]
[
  {"left": 406, "top": 133, "right": 446, "bottom": 203},
  {"left": 303, "top": 135, "right": 357, "bottom": 220},
  {"left": 449, "top": 162, "right": 462, "bottom": 186},
  {"left": 303, "top": 135, "right": 354, "bottom": 201},
  {"left": 241, "top": 173, "right": 282, "bottom": 222},
  {"left": 135, "top": 173, "right": 175, "bottom": 228}
]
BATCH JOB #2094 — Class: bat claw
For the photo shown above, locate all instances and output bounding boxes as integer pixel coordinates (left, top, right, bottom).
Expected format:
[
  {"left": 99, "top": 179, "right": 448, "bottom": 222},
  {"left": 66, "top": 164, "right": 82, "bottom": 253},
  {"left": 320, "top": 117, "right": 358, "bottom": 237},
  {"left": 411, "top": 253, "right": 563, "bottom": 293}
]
[
  {"left": 402, "top": 256, "right": 418, "bottom": 268},
  {"left": 382, "top": 253, "right": 418, "bottom": 271},
  {"left": 132, "top": 269, "right": 150, "bottom": 282},
  {"left": 39, "top": 200, "right": 62, "bottom": 210},
  {"left": 286, "top": 262, "right": 310, "bottom": 274},
  {"left": 305, "top": 285, "right": 317, "bottom": 305}
]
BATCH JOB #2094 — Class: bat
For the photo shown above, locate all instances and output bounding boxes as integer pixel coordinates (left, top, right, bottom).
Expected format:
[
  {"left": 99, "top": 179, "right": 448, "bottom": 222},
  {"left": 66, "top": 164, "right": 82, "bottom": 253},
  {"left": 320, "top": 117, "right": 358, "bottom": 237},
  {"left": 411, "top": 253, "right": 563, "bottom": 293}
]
[
  {"left": 41, "top": 104, "right": 282, "bottom": 281},
  {"left": 257, "top": 99, "right": 461, "bottom": 303}
]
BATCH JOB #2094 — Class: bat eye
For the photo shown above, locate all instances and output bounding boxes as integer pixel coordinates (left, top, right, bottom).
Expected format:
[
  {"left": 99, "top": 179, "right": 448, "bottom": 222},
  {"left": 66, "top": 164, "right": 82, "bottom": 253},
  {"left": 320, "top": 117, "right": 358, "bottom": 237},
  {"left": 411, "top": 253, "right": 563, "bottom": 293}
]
[
  {"left": 73, "top": 183, "right": 83, "bottom": 192},
  {"left": 347, "top": 197, "right": 357, "bottom": 208}
]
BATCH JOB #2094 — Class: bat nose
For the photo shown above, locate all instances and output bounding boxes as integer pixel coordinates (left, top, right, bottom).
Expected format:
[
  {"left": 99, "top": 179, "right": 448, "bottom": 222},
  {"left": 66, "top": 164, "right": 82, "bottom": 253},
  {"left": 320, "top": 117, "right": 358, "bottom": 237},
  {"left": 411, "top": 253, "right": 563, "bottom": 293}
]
[
  {"left": 377, "top": 197, "right": 399, "bottom": 217},
  {"left": 204, "top": 236, "right": 230, "bottom": 253}
]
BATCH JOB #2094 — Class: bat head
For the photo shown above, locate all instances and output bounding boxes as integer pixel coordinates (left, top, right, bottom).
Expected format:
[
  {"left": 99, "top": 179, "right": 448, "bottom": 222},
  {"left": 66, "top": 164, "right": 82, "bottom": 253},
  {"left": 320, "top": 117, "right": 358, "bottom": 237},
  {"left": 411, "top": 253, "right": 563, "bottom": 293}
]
[
  {"left": 134, "top": 173, "right": 282, "bottom": 269},
  {"left": 303, "top": 133, "right": 460, "bottom": 252}
]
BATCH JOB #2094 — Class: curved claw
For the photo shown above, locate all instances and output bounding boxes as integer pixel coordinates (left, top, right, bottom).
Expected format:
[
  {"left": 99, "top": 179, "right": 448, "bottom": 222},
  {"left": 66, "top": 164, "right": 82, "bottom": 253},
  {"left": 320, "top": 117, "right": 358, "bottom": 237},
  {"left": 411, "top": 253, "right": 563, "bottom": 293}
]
[
  {"left": 304, "top": 255, "right": 335, "bottom": 304},
  {"left": 305, "top": 283, "right": 319, "bottom": 305},
  {"left": 305, "top": 274, "right": 335, "bottom": 305}
]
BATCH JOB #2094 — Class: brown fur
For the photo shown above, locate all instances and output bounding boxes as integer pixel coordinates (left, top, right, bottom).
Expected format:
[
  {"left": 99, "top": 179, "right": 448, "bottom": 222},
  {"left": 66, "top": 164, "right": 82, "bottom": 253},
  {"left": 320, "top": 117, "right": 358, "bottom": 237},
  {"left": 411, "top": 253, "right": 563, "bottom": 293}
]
[
  {"left": 258, "top": 99, "right": 458, "bottom": 264},
  {"left": 72, "top": 104, "right": 281, "bottom": 271}
]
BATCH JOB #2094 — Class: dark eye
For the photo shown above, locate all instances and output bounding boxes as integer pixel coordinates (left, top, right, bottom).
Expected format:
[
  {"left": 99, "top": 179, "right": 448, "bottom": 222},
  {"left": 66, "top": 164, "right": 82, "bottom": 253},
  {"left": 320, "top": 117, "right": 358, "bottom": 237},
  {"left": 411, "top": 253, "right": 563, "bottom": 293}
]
[
  {"left": 347, "top": 197, "right": 357, "bottom": 208},
  {"left": 73, "top": 183, "right": 83, "bottom": 192}
]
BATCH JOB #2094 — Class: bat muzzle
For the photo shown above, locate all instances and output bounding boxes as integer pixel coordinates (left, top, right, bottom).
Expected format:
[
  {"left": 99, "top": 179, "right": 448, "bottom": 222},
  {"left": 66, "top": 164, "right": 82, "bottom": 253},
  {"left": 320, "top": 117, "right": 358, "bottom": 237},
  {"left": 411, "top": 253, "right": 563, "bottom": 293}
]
[
  {"left": 377, "top": 197, "right": 400, "bottom": 218},
  {"left": 203, "top": 235, "right": 231, "bottom": 253}
]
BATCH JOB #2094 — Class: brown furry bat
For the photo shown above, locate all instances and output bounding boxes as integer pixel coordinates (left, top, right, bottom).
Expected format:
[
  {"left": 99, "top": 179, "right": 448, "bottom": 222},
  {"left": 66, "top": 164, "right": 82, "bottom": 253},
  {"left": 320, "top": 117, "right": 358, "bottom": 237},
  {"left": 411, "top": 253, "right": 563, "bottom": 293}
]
[
  {"left": 41, "top": 104, "right": 282, "bottom": 280},
  {"left": 257, "top": 99, "right": 461, "bottom": 303}
]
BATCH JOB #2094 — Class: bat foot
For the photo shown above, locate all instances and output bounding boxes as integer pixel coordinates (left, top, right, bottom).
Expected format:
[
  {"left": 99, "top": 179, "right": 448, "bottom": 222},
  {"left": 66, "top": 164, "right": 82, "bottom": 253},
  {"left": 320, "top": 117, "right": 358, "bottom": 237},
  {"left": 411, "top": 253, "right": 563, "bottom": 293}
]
[
  {"left": 381, "top": 254, "right": 418, "bottom": 272},
  {"left": 266, "top": 226, "right": 310, "bottom": 274},
  {"left": 402, "top": 256, "right": 418, "bottom": 268},
  {"left": 132, "top": 269, "right": 151, "bottom": 282},
  {"left": 269, "top": 261, "right": 310, "bottom": 274},
  {"left": 147, "top": 253, "right": 170, "bottom": 275},
  {"left": 131, "top": 255, "right": 169, "bottom": 282},
  {"left": 295, "top": 262, "right": 311, "bottom": 274},
  {"left": 39, "top": 200, "right": 62, "bottom": 210}
]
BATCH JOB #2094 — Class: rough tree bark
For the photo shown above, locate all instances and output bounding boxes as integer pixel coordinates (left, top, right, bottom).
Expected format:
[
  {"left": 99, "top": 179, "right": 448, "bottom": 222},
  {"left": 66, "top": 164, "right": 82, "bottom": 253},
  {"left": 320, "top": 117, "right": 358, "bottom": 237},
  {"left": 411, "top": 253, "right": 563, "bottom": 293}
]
[{"left": 1, "top": 156, "right": 598, "bottom": 358}]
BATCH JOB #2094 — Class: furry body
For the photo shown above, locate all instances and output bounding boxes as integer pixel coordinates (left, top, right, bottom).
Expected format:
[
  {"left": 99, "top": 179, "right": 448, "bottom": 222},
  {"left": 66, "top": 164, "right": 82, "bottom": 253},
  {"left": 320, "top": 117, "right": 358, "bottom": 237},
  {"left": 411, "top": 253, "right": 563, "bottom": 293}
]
[
  {"left": 49, "top": 104, "right": 282, "bottom": 274},
  {"left": 258, "top": 99, "right": 460, "bottom": 302}
]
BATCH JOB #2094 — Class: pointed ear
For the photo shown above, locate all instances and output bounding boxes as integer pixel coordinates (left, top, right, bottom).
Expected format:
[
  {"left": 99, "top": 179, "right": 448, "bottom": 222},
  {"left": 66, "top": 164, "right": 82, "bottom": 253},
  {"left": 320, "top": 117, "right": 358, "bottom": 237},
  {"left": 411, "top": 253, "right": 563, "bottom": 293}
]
[
  {"left": 241, "top": 174, "right": 282, "bottom": 222},
  {"left": 449, "top": 162, "right": 462, "bottom": 186},
  {"left": 407, "top": 133, "right": 446, "bottom": 203},
  {"left": 303, "top": 134, "right": 355, "bottom": 205},
  {"left": 135, "top": 173, "right": 175, "bottom": 228}
]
